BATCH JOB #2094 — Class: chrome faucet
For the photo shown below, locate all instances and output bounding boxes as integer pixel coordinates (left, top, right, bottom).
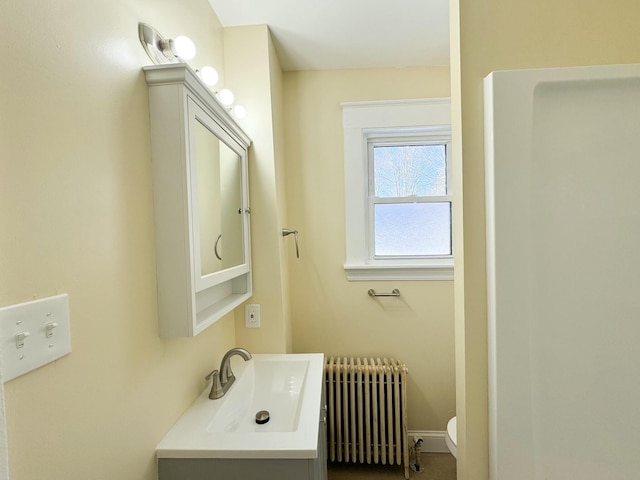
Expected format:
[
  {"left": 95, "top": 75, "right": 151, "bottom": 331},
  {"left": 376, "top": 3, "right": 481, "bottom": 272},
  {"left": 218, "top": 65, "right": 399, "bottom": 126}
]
[{"left": 205, "top": 347, "right": 252, "bottom": 400}]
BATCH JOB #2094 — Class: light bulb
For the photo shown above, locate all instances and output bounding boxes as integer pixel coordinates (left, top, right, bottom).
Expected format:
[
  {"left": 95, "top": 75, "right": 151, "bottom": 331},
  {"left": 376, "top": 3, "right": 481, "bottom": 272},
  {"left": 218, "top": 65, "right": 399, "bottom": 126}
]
[
  {"left": 233, "top": 105, "right": 247, "bottom": 119},
  {"left": 173, "top": 35, "right": 196, "bottom": 60},
  {"left": 199, "top": 66, "right": 219, "bottom": 86},
  {"left": 217, "top": 88, "right": 235, "bottom": 106}
]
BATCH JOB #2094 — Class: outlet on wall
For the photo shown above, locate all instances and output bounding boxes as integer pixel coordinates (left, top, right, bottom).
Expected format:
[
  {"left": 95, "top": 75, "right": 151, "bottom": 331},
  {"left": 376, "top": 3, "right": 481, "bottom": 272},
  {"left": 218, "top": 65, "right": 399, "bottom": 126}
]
[{"left": 245, "top": 304, "right": 260, "bottom": 328}]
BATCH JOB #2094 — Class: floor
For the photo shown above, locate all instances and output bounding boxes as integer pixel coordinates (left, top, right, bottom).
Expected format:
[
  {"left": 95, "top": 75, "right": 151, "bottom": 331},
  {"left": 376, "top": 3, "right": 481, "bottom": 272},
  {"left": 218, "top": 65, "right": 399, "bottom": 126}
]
[{"left": 328, "top": 453, "right": 456, "bottom": 479}]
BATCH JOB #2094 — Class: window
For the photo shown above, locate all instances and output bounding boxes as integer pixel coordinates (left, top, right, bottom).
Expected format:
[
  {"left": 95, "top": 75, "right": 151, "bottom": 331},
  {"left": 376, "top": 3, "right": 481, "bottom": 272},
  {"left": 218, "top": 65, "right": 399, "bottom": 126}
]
[
  {"left": 370, "top": 135, "right": 452, "bottom": 257},
  {"left": 343, "top": 99, "right": 453, "bottom": 280}
]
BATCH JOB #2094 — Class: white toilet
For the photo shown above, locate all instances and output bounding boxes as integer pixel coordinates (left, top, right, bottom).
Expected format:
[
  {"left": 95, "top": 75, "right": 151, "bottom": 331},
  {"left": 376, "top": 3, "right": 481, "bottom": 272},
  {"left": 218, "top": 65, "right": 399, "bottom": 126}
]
[{"left": 445, "top": 416, "right": 457, "bottom": 458}]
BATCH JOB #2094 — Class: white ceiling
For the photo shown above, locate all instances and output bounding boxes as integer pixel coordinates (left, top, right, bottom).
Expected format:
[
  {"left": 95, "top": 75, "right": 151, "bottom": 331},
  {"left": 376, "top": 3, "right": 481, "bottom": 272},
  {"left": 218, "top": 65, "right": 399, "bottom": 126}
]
[{"left": 207, "top": 0, "right": 450, "bottom": 71}]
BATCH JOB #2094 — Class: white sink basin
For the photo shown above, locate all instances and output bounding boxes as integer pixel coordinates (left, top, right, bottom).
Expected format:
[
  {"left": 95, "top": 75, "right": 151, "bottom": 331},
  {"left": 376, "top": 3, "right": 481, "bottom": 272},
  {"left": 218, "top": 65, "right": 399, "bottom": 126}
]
[
  {"left": 156, "top": 353, "right": 324, "bottom": 459},
  {"left": 207, "top": 358, "right": 309, "bottom": 433}
]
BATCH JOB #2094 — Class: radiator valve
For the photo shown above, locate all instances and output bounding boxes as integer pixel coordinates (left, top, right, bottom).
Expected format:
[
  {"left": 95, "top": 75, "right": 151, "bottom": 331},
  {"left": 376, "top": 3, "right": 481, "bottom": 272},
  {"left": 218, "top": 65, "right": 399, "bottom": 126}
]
[{"left": 410, "top": 437, "right": 424, "bottom": 472}]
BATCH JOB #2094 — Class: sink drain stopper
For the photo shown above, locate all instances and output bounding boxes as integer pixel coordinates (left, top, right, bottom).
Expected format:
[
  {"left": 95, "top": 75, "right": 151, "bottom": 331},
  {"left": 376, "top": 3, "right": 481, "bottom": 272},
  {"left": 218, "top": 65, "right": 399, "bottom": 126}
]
[{"left": 255, "top": 410, "right": 270, "bottom": 424}]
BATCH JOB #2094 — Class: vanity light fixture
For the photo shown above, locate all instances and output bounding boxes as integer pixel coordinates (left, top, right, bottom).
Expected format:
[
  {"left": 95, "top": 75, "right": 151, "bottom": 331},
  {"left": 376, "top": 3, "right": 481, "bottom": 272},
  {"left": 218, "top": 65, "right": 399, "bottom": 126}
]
[
  {"left": 232, "top": 105, "right": 247, "bottom": 120},
  {"left": 171, "top": 36, "right": 196, "bottom": 60},
  {"left": 217, "top": 90, "right": 248, "bottom": 120},
  {"left": 216, "top": 88, "right": 235, "bottom": 106},
  {"left": 138, "top": 22, "right": 196, "bottom": 64},
  {"left": 198, "top": 66, "right": 219, "bottom": 87},
  {"left": 139, "top": 22, "right": 247, "bottom": 120}
]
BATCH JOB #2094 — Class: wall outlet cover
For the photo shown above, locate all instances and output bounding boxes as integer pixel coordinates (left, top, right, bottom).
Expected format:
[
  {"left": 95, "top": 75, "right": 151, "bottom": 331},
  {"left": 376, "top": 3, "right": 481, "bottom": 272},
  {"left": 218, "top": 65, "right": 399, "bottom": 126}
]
[{"left": 245, "top": 304, "right": 260, "bottom": 328}]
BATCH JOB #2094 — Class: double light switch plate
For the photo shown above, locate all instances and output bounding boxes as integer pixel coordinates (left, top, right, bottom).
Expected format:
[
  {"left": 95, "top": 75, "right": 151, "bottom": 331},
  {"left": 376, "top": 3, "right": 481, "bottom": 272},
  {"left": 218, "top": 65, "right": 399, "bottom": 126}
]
[{"left": 0, "top": 294, "right": 72, "bottom": 382}]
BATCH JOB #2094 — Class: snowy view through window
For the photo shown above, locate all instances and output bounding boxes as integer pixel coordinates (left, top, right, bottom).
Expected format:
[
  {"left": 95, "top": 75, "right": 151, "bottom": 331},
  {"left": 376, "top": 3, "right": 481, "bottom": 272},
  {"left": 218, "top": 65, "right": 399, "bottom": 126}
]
[{"left": 372, "top": 144, "right": 451, "bottom": 256}]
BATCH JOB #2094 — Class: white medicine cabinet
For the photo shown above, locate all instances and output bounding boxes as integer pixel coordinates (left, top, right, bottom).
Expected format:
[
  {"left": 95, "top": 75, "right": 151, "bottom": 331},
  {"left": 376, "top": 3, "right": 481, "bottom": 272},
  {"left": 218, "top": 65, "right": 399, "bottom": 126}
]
[{"left": 143, "top": 63, "right": 252, "bottom": 337}]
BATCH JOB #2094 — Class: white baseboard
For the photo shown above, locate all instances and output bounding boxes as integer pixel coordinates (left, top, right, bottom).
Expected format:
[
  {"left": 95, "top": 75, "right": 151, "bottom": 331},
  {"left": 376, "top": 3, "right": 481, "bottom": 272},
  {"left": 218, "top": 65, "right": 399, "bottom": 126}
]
[{"left": 407, "top": 430, "right": 450, "bottom": 453}]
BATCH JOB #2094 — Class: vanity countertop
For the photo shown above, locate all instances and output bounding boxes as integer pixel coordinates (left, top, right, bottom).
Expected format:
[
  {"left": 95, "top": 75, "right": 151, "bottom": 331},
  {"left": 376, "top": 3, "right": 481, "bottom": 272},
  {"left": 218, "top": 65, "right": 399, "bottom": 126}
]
[{"left": 156, "top": 353, "right": 325, "bottom": 459}]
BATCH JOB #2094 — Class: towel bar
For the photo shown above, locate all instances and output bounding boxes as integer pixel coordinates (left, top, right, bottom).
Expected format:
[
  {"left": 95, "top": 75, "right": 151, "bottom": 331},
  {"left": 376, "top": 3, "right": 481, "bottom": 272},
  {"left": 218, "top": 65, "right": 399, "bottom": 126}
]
[{"left": 367, "top": 289, "right": 400, "bottom": 297}]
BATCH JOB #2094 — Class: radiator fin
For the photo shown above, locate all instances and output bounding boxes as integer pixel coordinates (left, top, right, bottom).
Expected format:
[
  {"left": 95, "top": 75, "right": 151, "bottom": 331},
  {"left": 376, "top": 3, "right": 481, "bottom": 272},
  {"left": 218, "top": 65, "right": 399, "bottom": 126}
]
[{"left": 324, "top": 357, "right": 409, "bottom": 480}]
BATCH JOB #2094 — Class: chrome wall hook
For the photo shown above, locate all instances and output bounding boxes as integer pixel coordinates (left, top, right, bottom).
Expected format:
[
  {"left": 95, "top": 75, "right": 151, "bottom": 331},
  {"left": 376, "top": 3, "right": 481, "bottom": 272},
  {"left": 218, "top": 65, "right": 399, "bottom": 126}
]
[{"left": 282, "top": 229, "right": 300, "bottom": 258}]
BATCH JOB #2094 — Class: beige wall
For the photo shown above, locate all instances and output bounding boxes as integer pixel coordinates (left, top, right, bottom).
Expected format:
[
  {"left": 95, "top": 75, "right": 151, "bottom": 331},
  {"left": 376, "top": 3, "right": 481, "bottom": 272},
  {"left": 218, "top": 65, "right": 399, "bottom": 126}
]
[
  {"left": 0, "top": 1, "right": 458, "bottom": 478},
  {"left": 0, "top": 1, "right": 241, "bottom": 479},
  {"left": 451, "top": 0, "right": 640, "bottom": 478},
  {"left": 14, "top": 0, "right": 636, "bottom": 476},
  {"left": 283, "top": 67, "right": 456, "bottom": 431},
  {"left": 224, "top": 26, "right": 292, "bottom": 354},
  {"left": 269, "top": 32, "right": 294, "bottom": 353}
]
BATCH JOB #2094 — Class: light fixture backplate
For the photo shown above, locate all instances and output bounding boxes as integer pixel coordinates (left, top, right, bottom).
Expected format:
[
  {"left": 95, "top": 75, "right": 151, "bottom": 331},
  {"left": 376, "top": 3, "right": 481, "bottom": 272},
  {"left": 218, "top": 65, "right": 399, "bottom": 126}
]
[{"left": 138, "top": 22, "right": 178, "bottom": 65}]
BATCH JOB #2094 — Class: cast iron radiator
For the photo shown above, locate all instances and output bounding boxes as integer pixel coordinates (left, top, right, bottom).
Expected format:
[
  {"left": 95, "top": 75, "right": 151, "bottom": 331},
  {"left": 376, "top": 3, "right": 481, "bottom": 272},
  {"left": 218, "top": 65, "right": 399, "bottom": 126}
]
[{"left": 324, "top": 357, "right": 409, "bottom": 479}]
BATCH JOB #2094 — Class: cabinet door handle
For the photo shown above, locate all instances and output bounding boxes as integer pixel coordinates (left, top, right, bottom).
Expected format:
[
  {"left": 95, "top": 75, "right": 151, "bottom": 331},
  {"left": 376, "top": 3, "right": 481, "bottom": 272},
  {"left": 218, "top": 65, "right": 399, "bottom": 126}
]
[{"left": 214, "top": 234, "right": 222, "bottom": 261}]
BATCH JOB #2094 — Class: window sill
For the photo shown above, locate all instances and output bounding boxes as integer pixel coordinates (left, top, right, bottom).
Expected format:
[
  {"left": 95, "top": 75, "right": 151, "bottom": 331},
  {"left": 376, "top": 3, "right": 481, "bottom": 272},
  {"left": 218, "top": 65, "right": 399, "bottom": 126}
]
[{"left": 344, "top": 263, "right": 454, "bottom": 281}]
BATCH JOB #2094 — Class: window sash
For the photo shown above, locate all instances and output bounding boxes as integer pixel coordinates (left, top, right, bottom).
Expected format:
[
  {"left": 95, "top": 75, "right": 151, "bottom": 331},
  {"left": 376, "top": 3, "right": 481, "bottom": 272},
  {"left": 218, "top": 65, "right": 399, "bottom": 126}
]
[
  {"left": 369, "top": 201, "right": 453, "bottom": 259},
  {"left": 367, "top": 138, "right": 452, "bottom": 261}
]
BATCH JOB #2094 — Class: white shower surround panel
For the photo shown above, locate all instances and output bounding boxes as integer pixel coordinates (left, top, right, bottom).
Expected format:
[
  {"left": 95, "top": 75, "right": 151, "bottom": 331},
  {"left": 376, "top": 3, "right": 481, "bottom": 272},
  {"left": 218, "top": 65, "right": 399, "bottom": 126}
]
[{"left": 485, "top": 63, "right": 640, "bottom": 480}]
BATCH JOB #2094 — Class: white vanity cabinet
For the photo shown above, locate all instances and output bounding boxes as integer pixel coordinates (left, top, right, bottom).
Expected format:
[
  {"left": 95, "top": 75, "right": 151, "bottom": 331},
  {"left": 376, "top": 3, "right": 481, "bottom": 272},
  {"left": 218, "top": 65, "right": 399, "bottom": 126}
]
[
  {"left": 143, "top": 63, "right": 251, "bottom": 337},
  {"left": 158, "top": 440, "right": 327, "bottom": 480},
  {"left": 157, "top": 411, "right": 328, "bottom": 480}
]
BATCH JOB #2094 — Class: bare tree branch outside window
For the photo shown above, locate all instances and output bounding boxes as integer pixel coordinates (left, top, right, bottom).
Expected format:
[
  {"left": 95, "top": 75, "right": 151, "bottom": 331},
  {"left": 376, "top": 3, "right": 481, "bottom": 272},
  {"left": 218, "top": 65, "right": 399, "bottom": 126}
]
[{"left": 373, "top": 144, "right": 446, "bottom": 198}]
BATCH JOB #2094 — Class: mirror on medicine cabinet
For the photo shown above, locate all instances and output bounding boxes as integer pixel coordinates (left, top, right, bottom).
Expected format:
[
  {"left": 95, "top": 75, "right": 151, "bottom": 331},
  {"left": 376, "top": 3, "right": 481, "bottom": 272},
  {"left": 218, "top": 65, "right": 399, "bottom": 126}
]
[{"left": 143, "top": 63, "right": 252, "bottom": 337}]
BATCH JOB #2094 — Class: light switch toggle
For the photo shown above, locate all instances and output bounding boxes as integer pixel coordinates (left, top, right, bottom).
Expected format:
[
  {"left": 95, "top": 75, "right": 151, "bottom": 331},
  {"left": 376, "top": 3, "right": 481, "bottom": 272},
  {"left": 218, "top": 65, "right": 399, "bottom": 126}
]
[
  {"left": 45, "top": 322, "right": 58, "bottom": 338},
  {"left": 15, "top": 331, "right": 30, "bottom": 348}
]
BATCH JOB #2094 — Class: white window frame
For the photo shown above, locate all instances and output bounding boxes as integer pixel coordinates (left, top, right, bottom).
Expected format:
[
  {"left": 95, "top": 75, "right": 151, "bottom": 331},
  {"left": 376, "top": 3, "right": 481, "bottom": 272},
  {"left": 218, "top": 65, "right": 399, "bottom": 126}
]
[{"left": 342, "top": 98, "right": 453, "bottom": 281}]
